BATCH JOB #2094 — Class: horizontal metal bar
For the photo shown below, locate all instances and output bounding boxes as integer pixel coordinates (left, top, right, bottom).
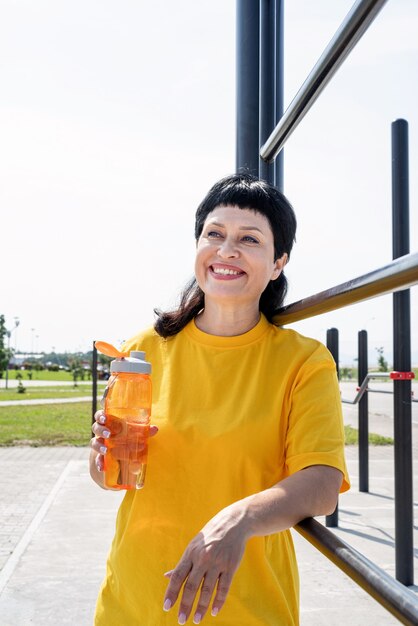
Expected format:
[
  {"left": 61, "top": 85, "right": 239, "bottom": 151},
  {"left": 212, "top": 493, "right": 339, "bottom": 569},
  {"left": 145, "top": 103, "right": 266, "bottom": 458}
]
[
  {"left": 296, "top": 518, "right": 418, "bottom": 625},
  {"left": 260, "top": 0, "right": 388, "bottom": 162},
  {"left": 341, "top": 372, "right": 390, "bottom": 405},
  {"left": 274, "top": 251, "right": 418, "bottom": 326}
]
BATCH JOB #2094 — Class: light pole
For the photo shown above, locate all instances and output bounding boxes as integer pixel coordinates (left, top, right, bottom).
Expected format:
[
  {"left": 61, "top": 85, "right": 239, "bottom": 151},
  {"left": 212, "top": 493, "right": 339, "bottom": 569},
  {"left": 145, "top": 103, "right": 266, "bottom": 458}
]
[{"left": 5, "top": 318, "right": 20, "bottom": 390}]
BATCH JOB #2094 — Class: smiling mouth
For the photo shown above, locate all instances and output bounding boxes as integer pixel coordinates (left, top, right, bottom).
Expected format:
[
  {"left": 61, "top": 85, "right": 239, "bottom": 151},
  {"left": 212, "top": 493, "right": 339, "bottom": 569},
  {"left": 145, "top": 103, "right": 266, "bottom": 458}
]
[{"left": 210, "top": 265, "right": 245, "bottom": 278}]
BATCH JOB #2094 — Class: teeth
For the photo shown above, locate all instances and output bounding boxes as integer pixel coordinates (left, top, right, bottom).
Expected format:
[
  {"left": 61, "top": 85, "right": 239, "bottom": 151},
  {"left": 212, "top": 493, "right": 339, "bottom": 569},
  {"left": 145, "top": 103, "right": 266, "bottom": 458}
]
[{"left": 212, "top": 267, "right": 241, "bottom": 275}]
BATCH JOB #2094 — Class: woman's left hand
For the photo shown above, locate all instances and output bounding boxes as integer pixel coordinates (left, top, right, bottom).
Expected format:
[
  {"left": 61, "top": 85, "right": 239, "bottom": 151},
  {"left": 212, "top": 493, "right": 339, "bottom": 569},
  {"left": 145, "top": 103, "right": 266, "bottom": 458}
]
[{"left": 163, "top": 503, "right": 250, "bottom": 624}]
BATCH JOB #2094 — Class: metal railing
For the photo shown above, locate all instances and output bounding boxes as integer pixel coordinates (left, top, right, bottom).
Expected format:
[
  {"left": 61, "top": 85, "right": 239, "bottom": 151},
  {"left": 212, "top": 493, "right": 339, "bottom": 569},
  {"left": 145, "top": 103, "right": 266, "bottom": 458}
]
[
  {"left": 260, "top": 0, "right": 388, "bottom": 163},
  {"left": 340, "top": 372, "right": 417, "bottom": 405},
  {"left": 237, "top": 0, "right": 417, "bottom": 622},
  {"left": 273, "top": 251, "right": 418, "bottom": 326},
  {"left": 297, "top": 518, "right": 418, "bottom": 626}
]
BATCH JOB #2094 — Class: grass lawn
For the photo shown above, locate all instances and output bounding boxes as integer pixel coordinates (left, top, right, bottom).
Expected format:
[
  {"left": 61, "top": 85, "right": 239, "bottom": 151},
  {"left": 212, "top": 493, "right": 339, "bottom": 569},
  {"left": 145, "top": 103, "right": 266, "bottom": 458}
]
[
  {"left": 0, "top": 384, "right": 106, "bottom": 402},
  {"left": 0, "top": 403, "right": 393, "bottom": 447},
  {"left": 344, "top": 425, "right": 393, "bottom": 445},
  {"left": 0, "top": 402, "right": 93, "bottom": 446},
  {"left": 3, "top": 370, "right": 77, "bottom": 382}
]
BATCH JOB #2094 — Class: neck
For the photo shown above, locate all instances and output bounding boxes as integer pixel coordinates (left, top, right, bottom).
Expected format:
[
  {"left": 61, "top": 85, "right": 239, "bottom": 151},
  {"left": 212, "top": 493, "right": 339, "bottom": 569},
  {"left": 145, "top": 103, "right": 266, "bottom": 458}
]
[{"left": 195, "top": 302, "right": 261, "bottom": 336}]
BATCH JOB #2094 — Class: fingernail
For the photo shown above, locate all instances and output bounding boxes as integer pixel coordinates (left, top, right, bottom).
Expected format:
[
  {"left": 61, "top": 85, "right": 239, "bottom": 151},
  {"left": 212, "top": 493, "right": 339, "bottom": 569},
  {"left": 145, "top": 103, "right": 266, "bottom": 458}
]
[
  {"left": 193, "top": 613, "right": 202, "bottom": 624},
  {"left": 96, "top": 460, "right": 102, "bottom": 472},
  {"left": 163, "top": 599, "right": 172, "bottom": 612},
  {"left": 178, "top": 613, "right": 186, "bottom": 625},
  {"left": 99, "top": 415, "right": 106, "bottom": 424},
  {"left": 100, "top": 446, "right": 107, "bottom": 455},
  {"left": 164, "top": 570, "right": 173, "bottom": 578},
  {"left": 211, "top": 607, "right": 219, "bottom": 617},
  {"left": 102, "top": 430, "right": 111, "bottom": 438}
]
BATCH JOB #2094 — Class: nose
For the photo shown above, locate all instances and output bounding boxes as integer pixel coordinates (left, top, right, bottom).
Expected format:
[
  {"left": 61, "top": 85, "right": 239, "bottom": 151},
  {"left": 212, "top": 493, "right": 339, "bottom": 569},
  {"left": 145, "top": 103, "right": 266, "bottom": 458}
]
[{"left": 217, "top": 237, "right": 239, "bottom": 258}]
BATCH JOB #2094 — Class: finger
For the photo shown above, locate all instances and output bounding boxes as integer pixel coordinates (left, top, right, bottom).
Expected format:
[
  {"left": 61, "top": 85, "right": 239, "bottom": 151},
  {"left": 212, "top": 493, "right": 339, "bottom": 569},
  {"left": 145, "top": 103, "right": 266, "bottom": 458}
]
[
  {"left": 149, "top": 425, "right": 159, "bottom": 437},
  {"left": 90, "top": 436, "right": 108, "bottom": 456},
  {"left": 92, "top": 422, "right": 111, "bottom": 439},
  {"left": 211, "top": 571, "right": 233, "bottom": 617},
  {"left": 177, "top": 568, "right": 207, "bottom": 624},
  {"left": 95, "top": 453, "right": 104, "bottom": 472},
  {"left": 94, "top": 410, "right": 106, "bottom": 424},
  {"left": 192, "top": 572, "right": 219, "bottom": 624},
  {"left": 163, "top": 560, "right": 192, "bottom": 614}
]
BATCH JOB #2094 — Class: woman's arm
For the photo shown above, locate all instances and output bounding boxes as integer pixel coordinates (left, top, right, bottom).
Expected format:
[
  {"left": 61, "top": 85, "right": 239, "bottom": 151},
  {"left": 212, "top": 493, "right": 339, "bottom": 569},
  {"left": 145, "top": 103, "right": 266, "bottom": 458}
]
[
  {"left": 163, "top": 465, "right": 343, "bottom": 625},
  {"left": 241, "top": 464, "right": 342, "bottom": 535}
]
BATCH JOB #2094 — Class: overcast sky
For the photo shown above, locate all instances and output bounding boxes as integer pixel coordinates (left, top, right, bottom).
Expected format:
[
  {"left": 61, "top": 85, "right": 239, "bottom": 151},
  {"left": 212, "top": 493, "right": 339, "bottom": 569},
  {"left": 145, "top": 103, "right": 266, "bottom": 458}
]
[{"left": 1, "top": 0, "right": 417, "bottom": 365}]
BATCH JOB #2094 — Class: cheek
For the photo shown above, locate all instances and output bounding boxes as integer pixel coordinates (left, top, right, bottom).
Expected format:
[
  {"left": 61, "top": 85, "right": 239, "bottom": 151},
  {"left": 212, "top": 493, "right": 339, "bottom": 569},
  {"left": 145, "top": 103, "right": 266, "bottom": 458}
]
[{"left": 194, "top": 247, "right": 207, "bottom": 282}]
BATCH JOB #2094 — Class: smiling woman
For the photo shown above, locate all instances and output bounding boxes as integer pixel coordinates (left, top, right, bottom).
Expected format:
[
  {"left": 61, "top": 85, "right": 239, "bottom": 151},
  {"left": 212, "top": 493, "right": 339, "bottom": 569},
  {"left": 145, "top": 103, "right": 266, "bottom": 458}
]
[
  {"left": 194, "top": 206, "right": 288, "bottom": 336},
  {"left": 153, "top": 173, "right": 297, "bottom": 338},
  {"left": 90, "top": 172, "right": 349, "bottom": 626}
]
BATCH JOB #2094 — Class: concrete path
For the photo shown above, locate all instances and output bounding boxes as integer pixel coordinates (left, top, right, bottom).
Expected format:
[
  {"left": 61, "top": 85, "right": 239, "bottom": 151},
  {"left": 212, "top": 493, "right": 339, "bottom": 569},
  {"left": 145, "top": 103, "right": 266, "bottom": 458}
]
[{"left": 0, "top": 385, "right": 417, "bottom": 625}]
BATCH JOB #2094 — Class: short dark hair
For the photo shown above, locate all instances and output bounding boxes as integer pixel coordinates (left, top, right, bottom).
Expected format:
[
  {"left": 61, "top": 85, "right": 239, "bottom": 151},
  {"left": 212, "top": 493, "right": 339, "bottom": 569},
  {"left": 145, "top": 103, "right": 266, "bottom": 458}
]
[{"left": 154, "top": 172, "right": 297, "bottom": 337}]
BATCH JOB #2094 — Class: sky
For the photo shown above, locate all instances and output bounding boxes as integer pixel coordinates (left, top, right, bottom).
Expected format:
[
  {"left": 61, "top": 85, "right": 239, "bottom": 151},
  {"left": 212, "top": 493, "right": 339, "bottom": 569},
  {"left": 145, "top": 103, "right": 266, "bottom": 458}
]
[{"left": 1, "top": 0, "right": 417, "bottom": 366}]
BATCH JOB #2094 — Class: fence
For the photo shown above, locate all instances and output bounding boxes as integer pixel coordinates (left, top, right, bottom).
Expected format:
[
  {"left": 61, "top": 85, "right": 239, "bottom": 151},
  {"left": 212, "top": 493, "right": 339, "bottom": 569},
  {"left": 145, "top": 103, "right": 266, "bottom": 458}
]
[{"left": 237, "top": 0, "right": 418, "bottom": 622}]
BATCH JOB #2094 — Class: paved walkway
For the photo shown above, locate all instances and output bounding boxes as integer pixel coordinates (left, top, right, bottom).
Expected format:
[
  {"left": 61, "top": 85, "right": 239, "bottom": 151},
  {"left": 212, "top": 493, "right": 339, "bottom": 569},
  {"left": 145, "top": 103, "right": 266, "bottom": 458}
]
[{"left": 0, "top": 388, "right": 417, "bottom": 624}]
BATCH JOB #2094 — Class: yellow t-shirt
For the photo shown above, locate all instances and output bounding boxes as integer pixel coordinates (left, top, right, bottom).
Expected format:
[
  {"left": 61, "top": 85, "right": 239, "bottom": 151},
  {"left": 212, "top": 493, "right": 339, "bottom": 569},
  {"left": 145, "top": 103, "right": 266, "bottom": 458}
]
[{"left": 95, "top": 315, "right": 349, "bottom": 626}]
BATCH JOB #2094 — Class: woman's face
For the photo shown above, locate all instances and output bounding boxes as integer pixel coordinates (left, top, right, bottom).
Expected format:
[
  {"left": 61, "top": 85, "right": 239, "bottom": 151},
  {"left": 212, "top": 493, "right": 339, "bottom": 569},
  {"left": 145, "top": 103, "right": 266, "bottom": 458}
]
[{"left": 195, "top": 205, "right": 287, "bottom": 309}]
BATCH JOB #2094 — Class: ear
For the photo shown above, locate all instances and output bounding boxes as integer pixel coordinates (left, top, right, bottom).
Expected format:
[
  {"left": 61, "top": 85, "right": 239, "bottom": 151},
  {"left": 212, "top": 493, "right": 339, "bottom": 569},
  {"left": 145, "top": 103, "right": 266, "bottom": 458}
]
[{"left": 271, "top": 253, "right": 288, "bottom": 281}]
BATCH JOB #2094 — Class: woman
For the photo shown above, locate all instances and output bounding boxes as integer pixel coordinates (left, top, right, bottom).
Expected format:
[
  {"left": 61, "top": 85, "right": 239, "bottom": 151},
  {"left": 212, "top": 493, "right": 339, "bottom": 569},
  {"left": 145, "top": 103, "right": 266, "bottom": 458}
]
[{"left": 90, "top": 172, "right": 349, "bottom": 625}]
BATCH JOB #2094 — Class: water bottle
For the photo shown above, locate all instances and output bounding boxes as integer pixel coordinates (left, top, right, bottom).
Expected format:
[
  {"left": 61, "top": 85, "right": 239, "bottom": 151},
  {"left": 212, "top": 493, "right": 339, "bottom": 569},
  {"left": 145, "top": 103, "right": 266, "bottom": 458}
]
[{"left": 95, "top": 341, "right": 152, "bottom": 490}]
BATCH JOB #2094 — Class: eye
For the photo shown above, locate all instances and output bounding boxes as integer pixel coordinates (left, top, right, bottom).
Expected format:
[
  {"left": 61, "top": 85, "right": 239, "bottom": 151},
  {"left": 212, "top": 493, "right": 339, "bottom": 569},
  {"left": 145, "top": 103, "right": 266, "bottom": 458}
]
[
  {"left": 206, "top": 230, "right": 222, "bottom": 238},
  {"left": 241, "top": 235, "right": 259, "bottom": 244}
]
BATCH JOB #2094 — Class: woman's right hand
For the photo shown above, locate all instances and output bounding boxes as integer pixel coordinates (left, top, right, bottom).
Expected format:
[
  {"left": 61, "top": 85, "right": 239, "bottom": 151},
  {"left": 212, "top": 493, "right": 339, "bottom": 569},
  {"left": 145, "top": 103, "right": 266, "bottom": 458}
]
[
  {"left": 89, "top": 410, "right": 158, "bottom": 489},
  {"left": 91, "top": 409, "right": 112, "bottom": 474}
]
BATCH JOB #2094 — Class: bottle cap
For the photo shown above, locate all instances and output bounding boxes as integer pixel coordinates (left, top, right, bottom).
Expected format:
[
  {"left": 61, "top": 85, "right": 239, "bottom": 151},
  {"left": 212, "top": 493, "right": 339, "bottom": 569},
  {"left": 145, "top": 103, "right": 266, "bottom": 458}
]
[{"left": 110, "top": 350, "right": 151, "bottom": 374}]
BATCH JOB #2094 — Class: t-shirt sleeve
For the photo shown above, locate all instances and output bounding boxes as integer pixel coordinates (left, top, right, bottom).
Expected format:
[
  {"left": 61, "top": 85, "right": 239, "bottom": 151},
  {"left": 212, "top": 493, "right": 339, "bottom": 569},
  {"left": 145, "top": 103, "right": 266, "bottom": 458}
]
[{"left": 285, "top": 344, "right": 350, "bottom": 493}]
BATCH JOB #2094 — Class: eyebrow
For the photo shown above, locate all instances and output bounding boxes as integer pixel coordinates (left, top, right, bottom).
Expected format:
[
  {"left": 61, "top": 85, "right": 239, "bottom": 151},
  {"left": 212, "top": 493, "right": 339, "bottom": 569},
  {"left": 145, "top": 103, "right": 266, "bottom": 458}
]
[{"left": 208, "top": 221, "right": 264, "bottom": 234}]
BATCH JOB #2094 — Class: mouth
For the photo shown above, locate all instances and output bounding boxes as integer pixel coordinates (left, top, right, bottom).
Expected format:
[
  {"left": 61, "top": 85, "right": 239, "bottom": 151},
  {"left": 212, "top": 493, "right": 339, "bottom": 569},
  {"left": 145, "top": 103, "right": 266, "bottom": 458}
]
[{"left": 209, "top": 264, "right": 246, "bottom": 279}]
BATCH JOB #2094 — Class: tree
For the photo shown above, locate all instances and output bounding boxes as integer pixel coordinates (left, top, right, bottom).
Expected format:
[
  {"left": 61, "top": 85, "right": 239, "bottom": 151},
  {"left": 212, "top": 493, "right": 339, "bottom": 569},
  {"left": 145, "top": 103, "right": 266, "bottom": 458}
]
[
  {"left": 376, "top": 346, "right": 388, "bottom": 372},
  {"left": 69, "top": 355, "right": 83, "bottom": 388},
  {"left": 0, "top": 315, "right": 10, "bottom": 380}
]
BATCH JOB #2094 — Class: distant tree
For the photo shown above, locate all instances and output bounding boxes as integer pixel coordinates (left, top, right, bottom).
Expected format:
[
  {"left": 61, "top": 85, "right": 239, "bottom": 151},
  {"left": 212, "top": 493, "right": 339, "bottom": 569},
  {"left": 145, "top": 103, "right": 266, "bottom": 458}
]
[
  {"left": 69, "top": 356, "right": 83, "bottom": 388},
  {"left": 0, "top": 315, "right": 11, "bottom": 380},
  {"left": 340, "top": 367, "right": 353, "bottom": 380},
  {"left": 376, "top": 347, "right": 389, "bottom": 372},
  {"left": 16, "top": 371, "right": 26, "bottom": 393}
]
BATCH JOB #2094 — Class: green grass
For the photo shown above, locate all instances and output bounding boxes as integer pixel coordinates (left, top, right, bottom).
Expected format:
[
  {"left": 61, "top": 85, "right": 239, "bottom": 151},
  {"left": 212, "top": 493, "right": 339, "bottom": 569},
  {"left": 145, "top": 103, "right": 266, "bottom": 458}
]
[
  {"left": 344, "top": 425, "right": 393, "bottom": 445},
  {"left": 3, "top": 370, "right": 76, "bottom": 381},
  {"left": 0, "top": 402, "right": 93, "bottom": 446},
  {"left": 0, "top": 384, "right": 106, "bottom": 402},
  {"left": 0, "top": 404, "right": 393, "bottom": 448}
]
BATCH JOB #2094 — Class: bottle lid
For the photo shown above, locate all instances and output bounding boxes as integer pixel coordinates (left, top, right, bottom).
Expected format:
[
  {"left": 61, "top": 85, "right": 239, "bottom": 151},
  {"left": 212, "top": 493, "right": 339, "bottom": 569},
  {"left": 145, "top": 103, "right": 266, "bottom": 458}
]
[{"left": 110, "top": 350, "right": 151, "bottom": 374}]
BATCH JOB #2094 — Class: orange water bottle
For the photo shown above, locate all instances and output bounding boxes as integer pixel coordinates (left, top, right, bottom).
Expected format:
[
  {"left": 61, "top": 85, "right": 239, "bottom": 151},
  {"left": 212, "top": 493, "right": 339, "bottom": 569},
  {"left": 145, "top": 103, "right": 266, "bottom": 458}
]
[{"left": 95, "top": 341, "right": 152, "bottom": 490}]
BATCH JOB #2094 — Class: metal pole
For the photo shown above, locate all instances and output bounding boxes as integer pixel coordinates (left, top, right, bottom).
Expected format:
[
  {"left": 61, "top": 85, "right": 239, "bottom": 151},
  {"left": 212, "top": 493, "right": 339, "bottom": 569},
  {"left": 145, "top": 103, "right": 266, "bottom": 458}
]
[
  {"left": 326, "top": 327, "right": 339, "bottom": 527},
  {"left": 358, "top": 330, "right": 369, "bottom": 492},
  {"left": 274, "top": 0, "right": 284, "bottom": 190},
  {"left": 392, "top": 118, "right": 413, "bottom": 586},
  {"left": 236, "top": 0, "right": 260, "bottom": 175},
  {"left": 296, "top": 518, "right": 418, "bottom": 625},
  {"left": 92, "top": 341, "right": 98, "bottom": 426},
  {"left": 260, "top": 0, "right": 389, "bottom": 162},
  {"left": 259, "top": 0, "right": 275, "bottom": 182},
  {"left": 273, "top": 251, "right": 418, "bottom": 326}
]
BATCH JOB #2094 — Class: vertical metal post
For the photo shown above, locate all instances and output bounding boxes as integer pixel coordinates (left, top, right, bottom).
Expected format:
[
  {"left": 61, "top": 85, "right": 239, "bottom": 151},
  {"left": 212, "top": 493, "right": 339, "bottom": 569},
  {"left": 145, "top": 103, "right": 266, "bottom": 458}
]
[
  {"left": 392, "top": 118, "right": 413, "bottom": 586},
  {"left": 358, "top": 330, "right": 369, "bottom": 492},
  {"left": 274, "top": 0, "right": 284, "bottom": 190},
  {"left": 259, "top": 0, "right": 275, "bottom": 183},
  {"left": 92, "top": 341, "right": 98, "bottom": 426},
  {"left": 236, "top": 0, "right": 260, "bottom": 175},
  {"left": 326, "top": 327, "right": 339, "bottom": 527}
]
